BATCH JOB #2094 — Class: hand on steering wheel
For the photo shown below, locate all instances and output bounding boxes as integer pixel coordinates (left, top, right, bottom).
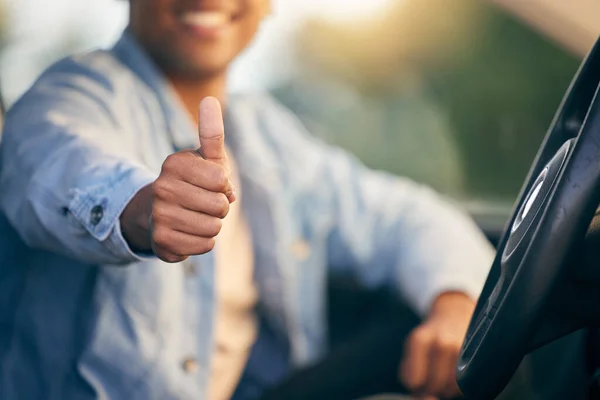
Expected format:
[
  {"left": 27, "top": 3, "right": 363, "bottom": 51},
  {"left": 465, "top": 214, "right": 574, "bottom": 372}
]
[{"left": 401, "top": 292, "right": 475, "bottom": 399}]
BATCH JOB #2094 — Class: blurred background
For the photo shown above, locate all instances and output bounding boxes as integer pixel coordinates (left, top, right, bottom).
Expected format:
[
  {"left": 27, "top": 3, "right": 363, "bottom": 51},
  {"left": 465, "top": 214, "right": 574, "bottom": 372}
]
[{"left": 0, "top": 0, "right": 598, "bottom": 230}]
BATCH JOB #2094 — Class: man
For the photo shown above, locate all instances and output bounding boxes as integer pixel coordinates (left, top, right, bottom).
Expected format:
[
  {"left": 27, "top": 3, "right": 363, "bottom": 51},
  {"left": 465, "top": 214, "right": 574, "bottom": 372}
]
[{"left": 0, "top": 0, "right": 494, "bottom": 399}]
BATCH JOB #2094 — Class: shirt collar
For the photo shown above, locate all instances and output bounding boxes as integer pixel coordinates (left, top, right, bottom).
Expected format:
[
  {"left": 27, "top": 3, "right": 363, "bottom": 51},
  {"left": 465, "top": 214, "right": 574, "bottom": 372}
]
[
  {"left": 109, "top": 30, "right": 273, "bottom": 188},
  {"left": 111, "top": 29, "right": 198, "bottom": 151}
]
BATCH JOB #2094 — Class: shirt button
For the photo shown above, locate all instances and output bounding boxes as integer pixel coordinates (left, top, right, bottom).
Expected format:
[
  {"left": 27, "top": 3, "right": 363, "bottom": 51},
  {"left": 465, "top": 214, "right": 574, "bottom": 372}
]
[
  {"left": 90, "top": 205, "right": 104, "bottom": 226},
  {"left": 290, "top": 239, "right": 311, "bottom": 261},
  {"left": 182, "top": 357, "right": 199, "bottom": 374}
]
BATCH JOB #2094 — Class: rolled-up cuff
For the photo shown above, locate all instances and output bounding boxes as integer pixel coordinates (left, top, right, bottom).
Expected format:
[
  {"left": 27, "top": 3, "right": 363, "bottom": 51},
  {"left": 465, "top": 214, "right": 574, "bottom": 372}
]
[
  {"left": 412, "top": 273, "right": 488, "bottom": 317},
  {"left": 69, "top": 165, "right": 158, "bottom": 264}
]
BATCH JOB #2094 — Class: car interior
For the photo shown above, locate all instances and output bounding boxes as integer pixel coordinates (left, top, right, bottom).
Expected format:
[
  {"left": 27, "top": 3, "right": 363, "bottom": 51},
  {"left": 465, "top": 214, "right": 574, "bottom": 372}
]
[
  {"left": 285, "top": 2, "right": 600, "bottom": 398},
  {"left": 457, "top": 33, "right": 600, "bottom": 399},
  {"left": 347, "top": 33, "right": 600, "bottom": 397}
]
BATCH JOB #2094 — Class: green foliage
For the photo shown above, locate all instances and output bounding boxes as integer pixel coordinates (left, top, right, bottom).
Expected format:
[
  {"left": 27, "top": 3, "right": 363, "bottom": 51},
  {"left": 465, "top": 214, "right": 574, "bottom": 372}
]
[
  {"left": 422, "top": 3, "right": 580, "bottom": 199},
  {"left": 272, "top": 2, "right": 581, "bottom": 205}
]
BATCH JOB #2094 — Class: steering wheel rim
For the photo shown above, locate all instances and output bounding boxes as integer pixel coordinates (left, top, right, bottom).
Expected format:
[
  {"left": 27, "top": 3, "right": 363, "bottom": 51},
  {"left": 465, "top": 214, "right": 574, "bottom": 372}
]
[{"left": 457, "top": 37, "right": 600, "bottom": 399}]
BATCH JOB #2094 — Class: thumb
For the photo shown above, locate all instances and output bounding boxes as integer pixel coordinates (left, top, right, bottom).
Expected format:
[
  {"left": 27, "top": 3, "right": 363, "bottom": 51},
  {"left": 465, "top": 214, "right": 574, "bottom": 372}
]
[{"left": 198, "top": 97, "right": 227, "bottom": 164}]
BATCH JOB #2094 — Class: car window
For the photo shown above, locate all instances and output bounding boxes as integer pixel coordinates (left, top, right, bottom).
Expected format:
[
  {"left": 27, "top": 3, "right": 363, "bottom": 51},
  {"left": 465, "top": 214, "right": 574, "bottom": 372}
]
[
  {"left": 0, "top": 0, "right": 583, "bottom": 221},
  {"left": 249, "top": 0, "right": 582, "bottom": 221}
]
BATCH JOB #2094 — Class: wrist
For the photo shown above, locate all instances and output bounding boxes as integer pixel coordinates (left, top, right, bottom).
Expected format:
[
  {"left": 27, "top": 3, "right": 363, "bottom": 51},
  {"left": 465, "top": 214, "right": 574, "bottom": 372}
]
[
  {"left": 120, "top": 183, "right": 153, "bottom": 253},
  {"left": 429, "top": 291, "right": 475, "bottom": 318}
]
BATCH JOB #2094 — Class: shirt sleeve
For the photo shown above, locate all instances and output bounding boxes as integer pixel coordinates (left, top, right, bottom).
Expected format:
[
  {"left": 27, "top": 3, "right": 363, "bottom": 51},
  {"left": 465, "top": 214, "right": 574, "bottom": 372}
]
[
  {"left": 322, "top": 147, "right": 495, "bottom": 316},
  {"left": 252, "top": 93, "right": 495, "bottom": 317},
  {"left": 0, "top": 58, "right": 158, "bottom": 265}
]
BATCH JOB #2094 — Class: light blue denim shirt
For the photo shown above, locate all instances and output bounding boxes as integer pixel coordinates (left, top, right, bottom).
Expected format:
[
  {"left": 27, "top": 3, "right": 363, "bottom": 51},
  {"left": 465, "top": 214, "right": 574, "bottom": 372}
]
[{"left": 0, "top": 32, "right": 494, "bottom": 399}]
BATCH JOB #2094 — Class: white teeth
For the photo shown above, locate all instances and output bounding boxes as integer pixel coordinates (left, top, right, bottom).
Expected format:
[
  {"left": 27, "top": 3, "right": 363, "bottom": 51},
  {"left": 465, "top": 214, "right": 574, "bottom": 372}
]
[{"left": 182, "top": 12, "right": 228, "bottom": 28}]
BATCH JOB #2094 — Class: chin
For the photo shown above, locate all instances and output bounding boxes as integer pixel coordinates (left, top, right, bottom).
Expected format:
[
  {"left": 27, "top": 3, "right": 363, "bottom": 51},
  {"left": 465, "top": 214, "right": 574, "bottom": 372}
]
[
  {"left": 154, "top": 47, "right": 232, "bottom": 79},
  {"left": 179, "top": 42, "right": 235, "bottom": 73},
  {"left": 186, "top": 59, "right": 231, "bottom": 79},
  {"left": 192, "top": 54, "right": 230, "bottom": 70}
]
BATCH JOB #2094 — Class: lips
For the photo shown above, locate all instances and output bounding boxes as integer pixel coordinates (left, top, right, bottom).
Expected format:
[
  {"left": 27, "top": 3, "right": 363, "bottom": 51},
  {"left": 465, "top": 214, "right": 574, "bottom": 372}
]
[
  {"left": 181, "top": 11, "right": 230, "bottom": 29},
  {"left": 178, "top": 9, "right": 235, "bottom": 39}
]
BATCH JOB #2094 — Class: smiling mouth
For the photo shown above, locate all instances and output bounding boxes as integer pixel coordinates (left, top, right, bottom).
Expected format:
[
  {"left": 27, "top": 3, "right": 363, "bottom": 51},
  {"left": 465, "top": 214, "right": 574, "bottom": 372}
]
[{"left": 180, "top": 11, "right": 232, "bottom": 30}]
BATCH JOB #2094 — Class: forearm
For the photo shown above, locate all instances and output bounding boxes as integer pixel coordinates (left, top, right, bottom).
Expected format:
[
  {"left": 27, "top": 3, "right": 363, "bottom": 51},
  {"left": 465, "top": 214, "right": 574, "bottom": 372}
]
[
  {"left": 323, "top": 150, "right": 492, "bottom": 316},
  {"left": 392, "top": 185, "right": 494, "bottom": 316},
  {"left": 0, "top": 142, "right": 157, "bottom": 265},
  {"left": 0, "top": 58, "right": 161, "bottom": 265}
]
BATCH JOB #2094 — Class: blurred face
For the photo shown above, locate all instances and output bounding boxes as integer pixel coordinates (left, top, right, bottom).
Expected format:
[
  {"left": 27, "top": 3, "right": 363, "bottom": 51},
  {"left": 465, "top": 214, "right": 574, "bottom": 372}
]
[{"left": 129, "top": 0, "right": 269, "bottom": 79}]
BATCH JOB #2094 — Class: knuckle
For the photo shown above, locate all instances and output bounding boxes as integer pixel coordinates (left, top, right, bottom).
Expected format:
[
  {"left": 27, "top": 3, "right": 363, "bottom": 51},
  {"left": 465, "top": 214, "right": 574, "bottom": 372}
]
[
  {"left": 152, "top": 227, "right": 171, "bottom": 249},
  {"left": 211, "top": 165, "right": 228, "bottom": 191},
  {"left": 162, "top": 253, "right": 184, "bottom": 263},
  {"left": 151, "top": 205, "right": 168, "bottom": 224},
  {"left": 410, "top": 328, "right": 431, "bottom": 347},
  {"left": 435, "top": 335, "right": 458, "bottom": 353},
  {"left": 214, "top": 194, "right": 230, "bottom": 218},
  {"left": 162, "top": 153, "right": 182, "bottom": 172},
  {"left": 207, "top": 218, "right": 222, "bottom": 237},
  {"left": 199, "top": 238, "right": 216, "bottom": 254},
  {"left": 152, "top": 178, "right": 171, "bottom": 200}
]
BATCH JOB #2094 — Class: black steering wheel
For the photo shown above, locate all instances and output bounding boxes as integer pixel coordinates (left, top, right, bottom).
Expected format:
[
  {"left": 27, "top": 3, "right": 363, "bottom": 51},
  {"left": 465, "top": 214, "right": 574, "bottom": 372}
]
[{"left": 457, "top": 36, "right": 600, "bottom": 399}]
